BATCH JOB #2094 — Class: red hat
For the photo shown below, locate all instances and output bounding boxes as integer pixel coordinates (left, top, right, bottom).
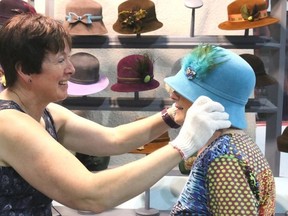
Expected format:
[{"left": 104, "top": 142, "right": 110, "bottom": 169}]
[
  {"left": 111, "top": 54, "right": 160, "bottom": 92},
  {"left": 218, "top": 0, "right": 279, "bottom": 30},
  {"left": 0, "top": 0, "right": 36, "bottom": 26}
]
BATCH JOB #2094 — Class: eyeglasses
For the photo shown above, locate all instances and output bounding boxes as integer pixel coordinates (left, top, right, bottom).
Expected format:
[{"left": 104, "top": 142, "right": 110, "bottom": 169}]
[{"left": 170, "top": 90, "right": 181, "bottom": 100}]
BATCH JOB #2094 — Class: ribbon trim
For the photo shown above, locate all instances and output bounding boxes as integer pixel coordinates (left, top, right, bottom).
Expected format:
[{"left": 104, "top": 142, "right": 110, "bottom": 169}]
[
  {"left": 228, "top": 9, "right": 268, "bottom": 22},
  {"left": 66, "top": 12, "right": 102, "bottom": 24}
]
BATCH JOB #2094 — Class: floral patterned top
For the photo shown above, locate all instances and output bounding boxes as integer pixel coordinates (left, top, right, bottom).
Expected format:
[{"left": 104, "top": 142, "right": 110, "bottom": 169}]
[
  {"left": 0, "top": 100, "right": 58, "bottom": 215},
  {"left": 170, "top": 130, "right": 275, "bottom": 216}
]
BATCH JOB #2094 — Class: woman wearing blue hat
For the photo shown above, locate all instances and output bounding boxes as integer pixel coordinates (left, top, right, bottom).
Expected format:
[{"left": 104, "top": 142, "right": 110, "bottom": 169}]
[
  {"left": 0, "top": 14, "right": 231, "bottom": 215},
  {"left": 165, "top": 44, "right": 275, "bottom": 215}
]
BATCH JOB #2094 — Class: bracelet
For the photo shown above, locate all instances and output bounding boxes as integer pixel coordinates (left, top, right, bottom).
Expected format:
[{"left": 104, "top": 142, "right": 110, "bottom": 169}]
[{"left": 161, "top": 108, "right": 181, "bottom": 129}]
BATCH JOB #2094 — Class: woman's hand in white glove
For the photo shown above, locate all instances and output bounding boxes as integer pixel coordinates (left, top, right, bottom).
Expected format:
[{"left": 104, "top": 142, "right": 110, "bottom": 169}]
[{"left": 170, "top": 96, "right": 231, "bottom": 159}]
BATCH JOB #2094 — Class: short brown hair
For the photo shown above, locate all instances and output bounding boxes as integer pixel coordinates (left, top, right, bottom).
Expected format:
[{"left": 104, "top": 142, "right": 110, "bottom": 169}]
[{"left": 0, "top": 13, "right": 72, "bottom": 87}]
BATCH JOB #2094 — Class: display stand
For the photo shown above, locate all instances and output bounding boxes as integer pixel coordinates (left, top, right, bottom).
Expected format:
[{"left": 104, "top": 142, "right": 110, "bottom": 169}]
[
  {"left": 130, "top": 133, "right": 169, "bottom": 216},
  {"left": 135, "top": 188, "right": 159, "bottom": 216}
]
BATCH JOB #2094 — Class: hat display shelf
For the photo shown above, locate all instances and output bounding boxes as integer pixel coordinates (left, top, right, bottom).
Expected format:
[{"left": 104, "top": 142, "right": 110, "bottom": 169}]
[
  {"left": 184, "top": 0, "right": 203, "bottom": 37},
  {"left": 61, "top": 0, "right": 286, "bottom": 182}
]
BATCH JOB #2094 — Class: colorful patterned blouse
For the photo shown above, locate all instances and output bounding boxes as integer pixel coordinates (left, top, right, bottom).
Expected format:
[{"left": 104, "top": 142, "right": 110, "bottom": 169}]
[
  {"left": 0, "top": 100, "right": 57, "bottom": 215},
  {"left": 170, "top": 130, "right": 275, "bottom": 216}
]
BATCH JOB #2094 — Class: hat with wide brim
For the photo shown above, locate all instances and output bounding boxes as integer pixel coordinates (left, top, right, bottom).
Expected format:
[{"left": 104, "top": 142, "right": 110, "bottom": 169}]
[
  {"left": 113, "top": 0, "right": 163, "bottom": 34},
  {"left": 240, "top": 53, "right": 277, "bottom": 87},
  {"left": 165, "top": 45, "right": 255, "bottom": 129},
  {"left": 63, "top": 0, "right": 108, "bottom": 36},
  {"left": 0, "top": 0, "right": 36, "bottom": 25},
  {"left": 111, "top": 54, "right": 160, "bottom": 92},
  {"left": 68, "top": 52, "right": 109, "bottom": 96},
  {"left": 218, "top": 0, "right": 279, "bottom": 30}
]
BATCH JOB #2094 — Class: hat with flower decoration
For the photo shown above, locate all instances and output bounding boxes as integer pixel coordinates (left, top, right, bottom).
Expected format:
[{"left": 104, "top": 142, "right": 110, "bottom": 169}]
[
  {"left": 218, "top": 0, "right": 279, "bottom": 30},
  {"left": 63, "top": 0, "right": 107, "bottom": 35},
  {"left": 164, "top": 44, "right": 255, "bottom": 129},
  {"left": 0, "top": 0, "right": 36, "bottom": 26},
  {"left": 111, "top": 54, "right": 160, "bottom": 92},
  {"left": 113, "top": 0, "right": 163, "bottom": 34}
]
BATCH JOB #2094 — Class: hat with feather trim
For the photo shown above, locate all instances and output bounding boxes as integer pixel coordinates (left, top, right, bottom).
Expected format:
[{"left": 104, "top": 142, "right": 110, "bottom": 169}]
[
  {"left": 111, "top": 54, "right": 160, "bottom": 92},
  {"left": 113, "top": 0, "right": 163, "bottom": 34},
  {"left": 218, "top": 0, "right": 279, "bottom": 30},
  {"left": 165, "top": 44, "right": 255, "bottom": 129}
]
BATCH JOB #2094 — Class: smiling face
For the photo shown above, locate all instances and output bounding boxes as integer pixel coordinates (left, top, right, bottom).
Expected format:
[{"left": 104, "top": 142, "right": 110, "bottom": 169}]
[
  {"left": 31, "top": 43, "right": 75, "bottom": 103},
  {"left": 169, "top": 90, "right": 192, "bottom": 125}
]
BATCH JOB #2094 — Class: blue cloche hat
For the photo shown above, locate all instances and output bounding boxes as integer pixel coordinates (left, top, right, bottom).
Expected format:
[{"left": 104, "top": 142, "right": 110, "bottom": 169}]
[{"left": 164, "top": 44, "right": 255, "bottom": 129}]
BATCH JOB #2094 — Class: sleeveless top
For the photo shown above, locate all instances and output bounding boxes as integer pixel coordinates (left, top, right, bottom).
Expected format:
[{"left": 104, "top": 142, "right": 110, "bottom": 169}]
[
  {"left": 0, "top": 100, "right": 58, "bottom": 216},
  {"left": 170, "top": 131, "right": 275, "bottom": 216}
]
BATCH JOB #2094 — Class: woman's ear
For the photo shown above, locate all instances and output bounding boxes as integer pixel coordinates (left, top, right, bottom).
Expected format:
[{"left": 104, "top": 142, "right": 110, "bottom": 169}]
[{"left": 15, "top": 62, "right": 31, "bottom": 83}]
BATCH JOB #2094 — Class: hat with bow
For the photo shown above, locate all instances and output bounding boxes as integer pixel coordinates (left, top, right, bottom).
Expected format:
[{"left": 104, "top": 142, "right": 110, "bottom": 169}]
[
  {"left": 63, "top": 0, "right": 107, "bottom": 35},
  {"left": 218, "top": 0, "right": 279, "bottom": 30}
]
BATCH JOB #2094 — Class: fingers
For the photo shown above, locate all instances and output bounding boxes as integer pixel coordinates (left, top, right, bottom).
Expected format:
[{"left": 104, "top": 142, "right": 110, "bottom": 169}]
[{"left": 191, "top": 96, "right": 225, "bottom": 113}]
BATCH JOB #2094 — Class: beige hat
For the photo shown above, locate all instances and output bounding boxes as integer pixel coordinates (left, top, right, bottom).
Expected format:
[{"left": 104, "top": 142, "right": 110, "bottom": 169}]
[{"left": 63, "top": 0, "right": 107, "bottom": 35}]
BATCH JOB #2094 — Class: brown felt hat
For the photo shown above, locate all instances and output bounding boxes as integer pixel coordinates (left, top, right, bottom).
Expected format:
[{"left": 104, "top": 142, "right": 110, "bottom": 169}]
[
  {"left": 63, "top": 0, "right": 107, "bottom": 35},
  {"left": 113, "top": 0, "right": 163, "bottom": 34},
  {"left": 240, "top": 54, "right": 277, "bottom": 87},
  {"left": 218, "top": 0, "right": 279, "bottom": 30}
]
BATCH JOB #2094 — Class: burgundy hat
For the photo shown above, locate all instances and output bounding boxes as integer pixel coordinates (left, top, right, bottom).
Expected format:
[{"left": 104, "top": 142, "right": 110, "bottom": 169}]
[
  {"left": 240, "top": 54, "right": 277, "bottom": 87},
  {"left": 68, "top": 52, "right": 109, "bottom": 96},
  {"left": 63, "top": 0, "right": 108, "bottom": 36},
  {"left": 111, "top": 54, "right": 160, "bottom": 92},
  {"left": 218, "top": 0, "right": 279, "bottom": 30},
  {"left": 113, "top": 0, "right": 163, "bottom": 34},
  {"left": 0, "top": 0, "right": 36, "bottom": 25}
]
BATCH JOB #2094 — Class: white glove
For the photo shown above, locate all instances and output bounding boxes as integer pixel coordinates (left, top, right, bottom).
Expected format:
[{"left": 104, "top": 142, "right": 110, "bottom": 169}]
[{"left": 170, "top": 96, "right": 231, "bottom": 159}]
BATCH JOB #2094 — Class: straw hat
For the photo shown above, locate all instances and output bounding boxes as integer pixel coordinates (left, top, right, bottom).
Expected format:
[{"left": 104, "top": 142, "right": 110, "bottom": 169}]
[{"left": 218, "top": 0, "right": 279, "bottom": 30}]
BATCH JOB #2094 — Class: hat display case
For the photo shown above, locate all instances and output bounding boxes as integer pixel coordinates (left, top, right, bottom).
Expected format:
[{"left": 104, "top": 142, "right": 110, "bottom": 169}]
[
  {"left": 53, "top": 0, "right": 286, "bottom": 178},
  {"left": 28, "top": 0, "right": 287, "bottom": 215}
]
